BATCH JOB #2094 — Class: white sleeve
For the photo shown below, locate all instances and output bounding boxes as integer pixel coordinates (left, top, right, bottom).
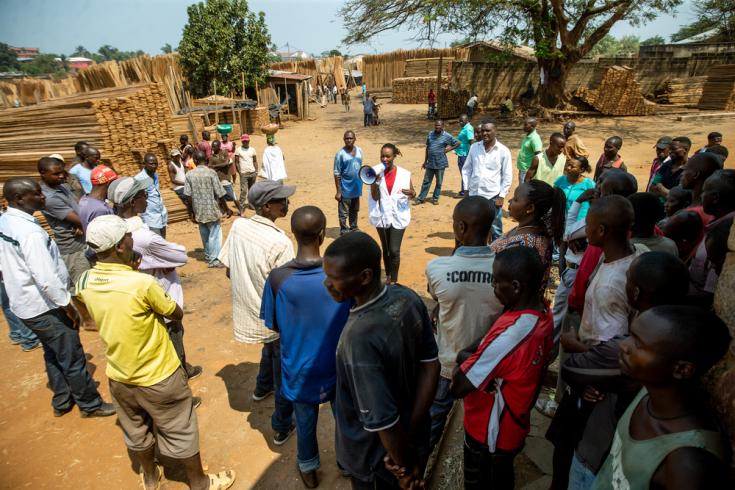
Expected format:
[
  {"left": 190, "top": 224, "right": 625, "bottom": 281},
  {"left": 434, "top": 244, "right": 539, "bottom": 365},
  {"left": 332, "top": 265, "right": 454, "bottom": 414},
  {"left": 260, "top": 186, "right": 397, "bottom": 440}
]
[
  {"left": 564, "top": 201, "right": 585, "bottom": 240},
  {"left": 499, "top": 148, "right": 513, "bottom": 198},
  {"left": 462, "top": 146, "right": 474, "bottom": 188},
  {"left": 23, "top": 233, "right": 71, "bottom": 307}
]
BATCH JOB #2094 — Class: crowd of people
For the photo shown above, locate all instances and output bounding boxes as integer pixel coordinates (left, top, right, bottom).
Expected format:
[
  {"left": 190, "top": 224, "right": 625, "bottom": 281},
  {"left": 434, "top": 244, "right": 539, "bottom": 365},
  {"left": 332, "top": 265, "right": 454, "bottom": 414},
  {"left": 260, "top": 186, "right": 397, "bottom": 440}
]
[{"left": 0, "top": 106, "right": 733, "bottom": 490}]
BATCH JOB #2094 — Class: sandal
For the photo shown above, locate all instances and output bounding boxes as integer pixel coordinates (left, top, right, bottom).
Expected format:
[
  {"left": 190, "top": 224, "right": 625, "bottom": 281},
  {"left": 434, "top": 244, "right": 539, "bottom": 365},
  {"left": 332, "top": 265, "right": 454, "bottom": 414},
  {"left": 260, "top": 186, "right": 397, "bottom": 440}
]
[
  {"left": 139, "top": 464, "right": 163, "bottom": 490},
  {"left": 208, "top": 469, "right": 236, "bottom": 490},
  {"left": 535, "top": 398, "right": 558, "bottom": 417}
]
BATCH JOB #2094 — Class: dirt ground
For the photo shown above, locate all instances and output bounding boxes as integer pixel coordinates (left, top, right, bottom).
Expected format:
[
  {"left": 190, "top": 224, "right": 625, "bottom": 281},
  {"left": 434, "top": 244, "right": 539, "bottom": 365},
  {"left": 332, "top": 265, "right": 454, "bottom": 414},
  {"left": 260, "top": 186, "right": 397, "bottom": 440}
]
[{"left": 1, "top": 97, "right": 733, "bottom": 490}]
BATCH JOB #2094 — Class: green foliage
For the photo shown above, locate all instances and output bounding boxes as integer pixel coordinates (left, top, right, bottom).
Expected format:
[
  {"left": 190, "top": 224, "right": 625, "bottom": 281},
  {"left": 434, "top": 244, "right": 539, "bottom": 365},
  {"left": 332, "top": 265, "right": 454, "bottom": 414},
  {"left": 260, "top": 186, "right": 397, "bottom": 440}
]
[
  {"left": 0, "top": 43, "right": 20, "bottom": 72},
  {"left": 641, "top": 35, "right": 666, "bottom": 45},
  {"left": 671, "top": 0, "right": 735, "bottom": 42},
  {"left": 162, "top": 43, "right": 173, "bottom": 54},
  {"left": 178, "top": 0, "right": 272, "bottom": 98},
  {"left": 21, "top": 54, "right": 65, "bottom": 76},
  {"left": 589, "top": 35, "right": 640, "bottom": 57},
  {"left": 71, "top": 44, "right": 145, "bottom": 63}
]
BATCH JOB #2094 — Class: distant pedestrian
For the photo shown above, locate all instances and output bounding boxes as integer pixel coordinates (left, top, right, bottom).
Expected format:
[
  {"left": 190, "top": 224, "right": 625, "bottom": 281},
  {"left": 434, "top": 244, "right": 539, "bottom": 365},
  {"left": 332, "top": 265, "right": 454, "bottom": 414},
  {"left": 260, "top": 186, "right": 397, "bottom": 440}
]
[
  {"left": 179, "top": 134, "right": 195, "bottom": 169},
  {"left": 517, "top": 117, "right": 543, "bottom": 184},
  {"left": 235, "top": 134, "right": 258, "bottom": 210},
  {"left": 261, "top": 206, "right": 351, "bottom": 488},
  {"left": 332, "top": 85, "right": 338, "bottom": 104},
  {"left": 197, "top": 130, "right": 212, "bottom": 161},
  {"left": 135, "top": 153, "right": 169, "bottom": 238},
  {"left": 455, "top": 114, "right": 475, "bottom": 196},
  {"left": 262, "top": 135, "right": 287, "bottom": 181},
  {"left": 183, "top": 150, "right": 231, "bottom": 267},
  {"left": 333, "top": 130, "right": 363, "bottom": 235},
  {"left": 209, "top": 140, "right": 243, "bottom": 216},
  {"left": 362, "top": 93, "right": 374, "bottom": 127},
  {"left": 415, "top": 120, "right": 460, "bottom": 205},
  {"left": 0, "top": 177, "right": 115, "bottom": 418},
  {"left": 466, "top": 93, "right": 478, "bottom": 119},
  {"left": 428, "top": 88, "right": 436, "bottom": 118}
]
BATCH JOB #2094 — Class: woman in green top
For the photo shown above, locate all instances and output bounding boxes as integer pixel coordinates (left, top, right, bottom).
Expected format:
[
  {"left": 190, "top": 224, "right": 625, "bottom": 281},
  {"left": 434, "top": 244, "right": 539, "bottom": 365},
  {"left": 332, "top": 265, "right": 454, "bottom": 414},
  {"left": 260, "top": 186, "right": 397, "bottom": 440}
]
[{"left": 592, "top": 305, "right": 729, "bottom": 490}]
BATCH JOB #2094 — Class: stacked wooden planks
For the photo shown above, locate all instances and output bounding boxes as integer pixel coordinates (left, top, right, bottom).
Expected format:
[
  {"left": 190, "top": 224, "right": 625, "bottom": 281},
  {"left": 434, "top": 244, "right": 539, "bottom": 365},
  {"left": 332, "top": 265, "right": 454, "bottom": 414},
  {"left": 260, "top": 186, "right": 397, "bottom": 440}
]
[
  {"left": 362, "top": 47, "right": 467, "bottom": 91},
  {"left": 438, "top": 88, "right": 471, "bottom": 119},
  {"left": 392, "top": 77, "right": 446, "bottom": 104},
  {"left": 0, "top": 83, "right": 188, "bottom": 221},
  {"left": 698, "top": 65, "right": 735, "bottom": 111},
  {"left": 403, "top": 58, "right": 443, "bottom": 77},
  {"left": 655, "top": 76, "right": 707, "bottom": 105},
  {"left": 575, "top": 66, "right": 655, "bottom": 116}
]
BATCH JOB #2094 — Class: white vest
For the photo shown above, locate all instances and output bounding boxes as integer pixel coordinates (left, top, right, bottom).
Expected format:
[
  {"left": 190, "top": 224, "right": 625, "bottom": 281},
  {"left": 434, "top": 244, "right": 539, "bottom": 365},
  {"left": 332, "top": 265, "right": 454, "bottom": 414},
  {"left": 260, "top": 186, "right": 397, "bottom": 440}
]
[{"left": 368, "top": 166, "right": 411, "bottom": 229}]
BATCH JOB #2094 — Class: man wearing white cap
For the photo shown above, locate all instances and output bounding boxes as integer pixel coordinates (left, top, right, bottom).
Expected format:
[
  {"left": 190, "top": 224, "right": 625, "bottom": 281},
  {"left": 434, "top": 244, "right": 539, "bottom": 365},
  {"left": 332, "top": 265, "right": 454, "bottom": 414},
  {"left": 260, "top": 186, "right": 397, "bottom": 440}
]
[
  {"left": 167, "top": 148, "right": 187, "bottom": 204},
  {"left": 218, "top": 179, "right": 297, "bottom": 445},
  {"left": 235, "top": 133, "right": 258, "bottom": 210},
  {"left": 0, "top": 177, "right": 114, "bottom": 418},
  {"left": 77, "top": 214, "right": 236, "bottom": 490}
]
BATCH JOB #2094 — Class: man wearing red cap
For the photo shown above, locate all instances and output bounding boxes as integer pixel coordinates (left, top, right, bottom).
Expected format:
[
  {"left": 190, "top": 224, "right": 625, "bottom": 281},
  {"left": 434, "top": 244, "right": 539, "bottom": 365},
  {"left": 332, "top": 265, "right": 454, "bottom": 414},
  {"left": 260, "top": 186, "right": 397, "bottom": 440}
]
[
  {"left": 79, "top": 165, "right": 119, "bottom": 232},
  {"left": 235, "top": 134, "right": 258, "bottom": 210}
]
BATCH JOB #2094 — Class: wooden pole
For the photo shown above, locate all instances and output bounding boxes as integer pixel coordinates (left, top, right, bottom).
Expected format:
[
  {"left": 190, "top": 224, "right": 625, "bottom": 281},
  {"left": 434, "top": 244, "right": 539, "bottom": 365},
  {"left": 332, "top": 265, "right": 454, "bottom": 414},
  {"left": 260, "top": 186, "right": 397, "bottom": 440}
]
[
  {"left": 436, "top": 53, "right": 443, "bottom": 118},
  {"left": 241, "top": 73, "right": 245, "bottom": 100}
]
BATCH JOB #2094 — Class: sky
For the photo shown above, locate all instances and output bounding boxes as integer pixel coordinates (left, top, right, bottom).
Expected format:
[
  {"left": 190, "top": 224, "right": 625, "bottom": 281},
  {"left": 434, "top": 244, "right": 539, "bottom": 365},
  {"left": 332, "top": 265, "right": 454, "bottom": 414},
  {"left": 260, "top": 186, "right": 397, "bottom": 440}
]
[{"left": 0, "top": 0, "right": 698, "bottom": 57}]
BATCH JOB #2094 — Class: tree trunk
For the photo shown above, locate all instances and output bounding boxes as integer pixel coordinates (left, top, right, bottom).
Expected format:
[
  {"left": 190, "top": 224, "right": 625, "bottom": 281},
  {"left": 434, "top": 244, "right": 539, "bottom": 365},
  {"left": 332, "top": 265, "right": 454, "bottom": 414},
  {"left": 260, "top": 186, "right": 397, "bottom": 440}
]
[{"left": 536, "top": 57, "right": 573, "bottom": 109}]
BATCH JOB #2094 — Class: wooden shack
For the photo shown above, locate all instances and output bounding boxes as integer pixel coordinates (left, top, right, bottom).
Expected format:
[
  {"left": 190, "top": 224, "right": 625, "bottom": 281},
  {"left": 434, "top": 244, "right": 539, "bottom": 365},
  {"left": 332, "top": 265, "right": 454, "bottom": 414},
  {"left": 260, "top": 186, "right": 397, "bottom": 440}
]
[{"left": 265, "top": 72, "right": 312, "bottom": 120}]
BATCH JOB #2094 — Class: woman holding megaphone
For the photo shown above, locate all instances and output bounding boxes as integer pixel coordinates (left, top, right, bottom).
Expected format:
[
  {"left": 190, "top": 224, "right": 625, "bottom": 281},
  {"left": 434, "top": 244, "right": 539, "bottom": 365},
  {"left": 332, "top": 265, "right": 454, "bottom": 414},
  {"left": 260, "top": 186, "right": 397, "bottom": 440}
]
[{"left": 364, "top": 143, "right": 416, "bottom": 284}]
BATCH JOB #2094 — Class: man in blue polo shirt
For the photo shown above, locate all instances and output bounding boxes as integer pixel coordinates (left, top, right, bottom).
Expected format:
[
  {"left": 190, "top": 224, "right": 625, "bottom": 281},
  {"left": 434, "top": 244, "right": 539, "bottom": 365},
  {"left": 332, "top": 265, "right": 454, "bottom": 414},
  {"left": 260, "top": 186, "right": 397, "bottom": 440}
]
[
  {"left": 333, "top": 130, "right": 363, "bottom": 236},
  {"left": 416, "top": 119, "right": 460, "bottom": 205},
  {"left": 261, "top": 206, "right": 351, "bottom": 488}
]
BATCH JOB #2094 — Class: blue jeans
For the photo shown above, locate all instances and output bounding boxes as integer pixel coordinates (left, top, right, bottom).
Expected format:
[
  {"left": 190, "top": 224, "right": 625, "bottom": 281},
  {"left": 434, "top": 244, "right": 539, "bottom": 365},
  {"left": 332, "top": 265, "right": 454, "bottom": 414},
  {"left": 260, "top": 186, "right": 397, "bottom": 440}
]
[
  {"left": 568, "top": 453, "right": 596, "bottom": 490},
  {"left": 491, "top": 199, "right": 503, "bottom": 241},
  {"left": 429, "top": 376, "right": 455, "bottom": 448},
  {"left": 363, "top": 113, "right": 373, "bottom": 127},
  {"left": 293, "top": 401, "right": 335, "bottom": 472},
  {"left": 198, "top": 220, "right": 222, "bottom": 264},
  {"left": 518, "top": 169, "right": 527, "bottom": 184},
  {"left": 458, "top": 156, "right": 467, "bottom": 193},
  {"left": 255, "top": 339, "right": 294, "bottom": 433},
  {"left": 1, "top": 280, "right": 38, "bottom": 349},
  {"left": 21, "top": 308, "right": 103, "bottom": 412},
  {"left": 418, "top": 167, "right": 445, "bottom": 202}
]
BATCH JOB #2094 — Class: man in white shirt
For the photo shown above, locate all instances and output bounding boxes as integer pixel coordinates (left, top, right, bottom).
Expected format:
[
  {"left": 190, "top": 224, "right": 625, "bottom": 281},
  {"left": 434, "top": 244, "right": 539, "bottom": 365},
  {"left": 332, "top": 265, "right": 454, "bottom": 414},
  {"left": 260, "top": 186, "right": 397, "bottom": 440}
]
[
  {"left": 425, "top": 196, "right": 503, "bottom": 448},
  {"left": 466, "top": 94, "right": 479, "bottom": 119},
  {"left": 235, "top": 134, "right": 258, "bottom": 211},
  {"left": 218, "top": 180, "right": 297, "bottom": 444},
  {"left": 0, "top": 177, "right": 114, "bottom": 418},
  {"left": 461, "top": 119, "right": 513, "bottom": 241}
]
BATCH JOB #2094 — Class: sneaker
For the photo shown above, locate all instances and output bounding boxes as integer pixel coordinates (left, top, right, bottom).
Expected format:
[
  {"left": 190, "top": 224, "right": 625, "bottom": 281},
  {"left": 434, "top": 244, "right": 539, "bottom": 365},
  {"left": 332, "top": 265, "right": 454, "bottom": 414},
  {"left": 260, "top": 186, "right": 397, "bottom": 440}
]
[
  {"left": 22, "top": 342, "right": 41, "bottom": 352},
  {"left": 207, "top": 470, "right": 236, "bottom": 490},
  {"left": 273, "top": 424, "right": 296, "bottom": 446},
  {"left": 431, "top": 199, "right": 439, "bottom": 205},
  {"left": 534, "top": 398, "right": 558, "bottom": 418},
  {"left": 208, "top": 260, "right": 226, "bottom": 269},
  {"left": 53, "top": 405, "right": 74, "bottom": 417},
  {"left": 80, "top": 401, "right": 116, "bottom": 418},
  {"left": 192, "top": 396, "right": 202, "bottom": 409},
  {"left": 413, "top": 198, "right": 424, "bottom": 205},
  {"left": 187, "top": 365, "right": 203, "bottom": 380},
  {"left": 252, "top": 388, "right": 274, "bottom": 401}
]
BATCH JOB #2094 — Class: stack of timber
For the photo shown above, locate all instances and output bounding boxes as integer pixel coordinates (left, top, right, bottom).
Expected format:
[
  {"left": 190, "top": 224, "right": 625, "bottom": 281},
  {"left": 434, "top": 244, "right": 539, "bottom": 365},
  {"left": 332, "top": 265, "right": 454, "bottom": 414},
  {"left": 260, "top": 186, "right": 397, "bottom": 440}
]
[
  {"left": 0, "top": 83, "right": 188, "bottom": 222},
  {"left": 403, "top": 58, "right": 446, "bottom": 77},
  {"left": 698, "top": 65, "right": 735, "bottom": 111},
  {"left": 0, "top": 77, "right": 79, "bottom": 108},
  {"left": 575, "top": 66, "right": 655, "bottom": 116},
  {"left": 392, "top": 77, "right": 447, "bottom": 104},
  {"left": 438, "top": 87, "right": 471, "bottom": 118},
  {"left": 362, "top": 47, "right": 468, "bottom": 91},
  {"left": 655, "top": 76, "right": 707, "bottom": 105}
]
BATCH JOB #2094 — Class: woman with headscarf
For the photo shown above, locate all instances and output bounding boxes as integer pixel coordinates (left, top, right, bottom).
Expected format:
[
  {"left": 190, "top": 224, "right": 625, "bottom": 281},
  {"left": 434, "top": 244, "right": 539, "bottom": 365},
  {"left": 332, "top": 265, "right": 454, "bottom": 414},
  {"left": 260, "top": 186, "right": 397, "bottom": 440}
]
[{"left": 261, "top": 134, "right": 287, "bottom": 181}]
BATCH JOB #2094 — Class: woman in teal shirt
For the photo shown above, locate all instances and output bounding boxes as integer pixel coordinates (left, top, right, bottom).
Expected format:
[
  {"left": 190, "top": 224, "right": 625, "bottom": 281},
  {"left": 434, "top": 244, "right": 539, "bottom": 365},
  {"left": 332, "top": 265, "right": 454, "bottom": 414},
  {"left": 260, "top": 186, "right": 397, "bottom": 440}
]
[{"left": 554, "top": 156, "right": 595, "bottom": 221}]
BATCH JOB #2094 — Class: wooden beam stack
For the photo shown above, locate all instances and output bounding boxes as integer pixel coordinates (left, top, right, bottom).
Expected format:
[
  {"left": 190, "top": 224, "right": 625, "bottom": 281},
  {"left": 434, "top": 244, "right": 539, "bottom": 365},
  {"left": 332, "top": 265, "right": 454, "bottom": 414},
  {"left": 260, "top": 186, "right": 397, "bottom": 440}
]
[
  {"left": 392, "top": 77, "right": 446, "bottom": 104},
  {"left": 655, "top": 76, "right": 707, "bottom": 105},
  {"left": 575, "top": 65, "right": 655, "bottom": 116},
  {"left": 698, "top": 65, "right": 735, "bottom": 111}
]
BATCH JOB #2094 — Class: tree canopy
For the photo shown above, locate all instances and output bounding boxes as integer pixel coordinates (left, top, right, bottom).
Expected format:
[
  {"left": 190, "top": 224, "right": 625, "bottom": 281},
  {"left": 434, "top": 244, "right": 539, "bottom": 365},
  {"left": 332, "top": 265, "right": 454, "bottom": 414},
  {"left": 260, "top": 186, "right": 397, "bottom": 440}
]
[
  {"left": 178, "top": 0, "right": 272, "bottom": 98},
  {"left": 71, "top": 45, "right": 146, "bottom": 62},
  {"left": 0, "top": 43, "right": 20, "bottom": 72},
  {"left": 21, "top": 54, "right": 65, "bottom": 76},
  {"left": 340, "top": 0, "right": 681, "bottom": 107},
  {"left": 589, "top": 34, "right": 641, "bottom": 56},
  {"left": 671, "top": 0, "right": 735, "bottom": 42}
]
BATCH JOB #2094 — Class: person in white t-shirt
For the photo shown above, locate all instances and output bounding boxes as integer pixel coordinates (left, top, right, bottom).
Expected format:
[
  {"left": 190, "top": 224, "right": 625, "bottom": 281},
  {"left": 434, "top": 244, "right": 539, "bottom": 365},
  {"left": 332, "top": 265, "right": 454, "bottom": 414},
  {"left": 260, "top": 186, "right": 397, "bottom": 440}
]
[
  {"left": 262, "top": 134, "right": 287, "bottom": 181},
  {"left": 368, "top": 143, "right": 416, "bottom": 284},
  {"left": 235, "top": 134, "right": 258, "bottom": 210},
  {"left": 562, "top": 195, "right": 648, "bottom": 352},
  {"left": 425, "top": 196, "right": 503, "bottom": 448}
]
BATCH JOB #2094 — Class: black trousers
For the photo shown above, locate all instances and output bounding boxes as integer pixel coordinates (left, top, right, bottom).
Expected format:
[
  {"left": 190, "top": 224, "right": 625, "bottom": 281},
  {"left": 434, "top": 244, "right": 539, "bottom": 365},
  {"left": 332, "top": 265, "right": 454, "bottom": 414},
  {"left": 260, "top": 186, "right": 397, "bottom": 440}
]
[
  {"left": 166, "top": 319, "right": 193, "bottom": 375},
  {"left": 350, "top": 466, "right": 400, "bottom": 489},
  {"left": 463, "top": 432, "right": 517, "bottom": 490},
  {"left": 376, "top": 226, "right": 406, "bottom": 283}
]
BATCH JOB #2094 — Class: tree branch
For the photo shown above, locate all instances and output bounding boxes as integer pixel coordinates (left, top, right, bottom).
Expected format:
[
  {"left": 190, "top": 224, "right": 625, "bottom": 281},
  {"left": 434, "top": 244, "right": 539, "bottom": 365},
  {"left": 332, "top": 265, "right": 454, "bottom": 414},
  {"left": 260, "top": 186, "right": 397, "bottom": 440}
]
[
  {"left": 579, "top": 3, "right": 632, "bottom": 56},
  {"left": 569, "top": 0, "right": 631, "bottom": 43}
]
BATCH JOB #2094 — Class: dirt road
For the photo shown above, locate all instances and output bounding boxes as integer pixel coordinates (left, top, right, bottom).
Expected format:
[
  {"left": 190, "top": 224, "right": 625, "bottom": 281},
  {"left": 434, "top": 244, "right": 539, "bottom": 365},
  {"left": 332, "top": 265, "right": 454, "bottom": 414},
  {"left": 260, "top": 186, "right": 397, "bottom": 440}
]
[{"left": 1, "top": 99, "right": 732, "bottom": 489}]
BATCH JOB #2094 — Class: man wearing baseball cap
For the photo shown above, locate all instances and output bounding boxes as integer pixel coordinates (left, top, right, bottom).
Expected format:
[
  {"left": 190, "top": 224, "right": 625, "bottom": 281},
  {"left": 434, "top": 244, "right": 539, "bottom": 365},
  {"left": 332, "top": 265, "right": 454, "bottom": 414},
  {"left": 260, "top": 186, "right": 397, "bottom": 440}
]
[
  {"left": 646, "top": 136, "right": 672, "bottom": 192},
  {"left": 218, "top": 180, "right": 297, "bottom": 445},
  {"left": 79, "top": 165, "right": 118, "bottom": 232},
  {"left": 168, "top": 148, "right": 188, "bottom": 204},
  {"left": 235, "top": 134, "right": 258, "bottom": 210},
  {"left": 76, "top": 215, "right": 235, "bottom": 490}
]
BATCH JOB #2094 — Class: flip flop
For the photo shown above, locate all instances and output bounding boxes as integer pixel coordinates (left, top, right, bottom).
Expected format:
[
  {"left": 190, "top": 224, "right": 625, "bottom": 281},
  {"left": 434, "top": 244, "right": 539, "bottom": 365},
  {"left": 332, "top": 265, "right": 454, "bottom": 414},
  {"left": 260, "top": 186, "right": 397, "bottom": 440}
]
[
  {"left": 208, "top": 470, "right": 236, "bottom": 490},
  {"left": 139, "top": 464, "right": 163, "bottom": 490}
]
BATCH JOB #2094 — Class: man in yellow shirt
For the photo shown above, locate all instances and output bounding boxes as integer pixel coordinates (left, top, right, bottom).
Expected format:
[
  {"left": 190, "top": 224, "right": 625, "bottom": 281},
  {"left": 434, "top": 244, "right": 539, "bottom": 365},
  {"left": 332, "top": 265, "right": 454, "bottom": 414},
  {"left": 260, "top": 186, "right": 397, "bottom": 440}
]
[{"left": 76, "top": 215, "right": 235, "bottom": 490}]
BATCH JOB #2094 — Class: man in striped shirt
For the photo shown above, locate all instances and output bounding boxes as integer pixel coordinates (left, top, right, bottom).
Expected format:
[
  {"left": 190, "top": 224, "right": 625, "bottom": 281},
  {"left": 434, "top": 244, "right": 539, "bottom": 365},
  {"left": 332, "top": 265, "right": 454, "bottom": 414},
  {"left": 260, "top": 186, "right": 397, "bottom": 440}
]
[{"left": 452, "top": 246, "right": 553, "bottom": 490}]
